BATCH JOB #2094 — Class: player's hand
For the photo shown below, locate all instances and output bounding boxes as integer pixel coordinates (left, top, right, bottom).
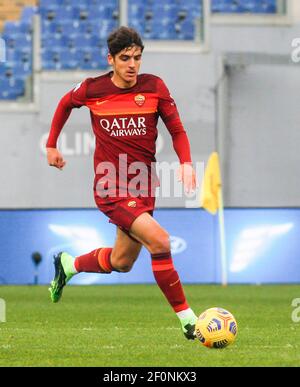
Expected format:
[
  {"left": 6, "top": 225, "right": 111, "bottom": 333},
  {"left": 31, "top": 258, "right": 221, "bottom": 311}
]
[
  {"left": 177, "top": 163, "right": 197, "bottom": 194},
  {"left": 46, "top": 147, "right": 66, "bottom": 170}
]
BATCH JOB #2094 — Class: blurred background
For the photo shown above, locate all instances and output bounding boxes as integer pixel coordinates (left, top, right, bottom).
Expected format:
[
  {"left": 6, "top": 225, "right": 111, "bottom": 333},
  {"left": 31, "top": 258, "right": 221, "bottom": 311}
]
[{"left": 0, "top": 0, "right": 299, "bottom": 285}]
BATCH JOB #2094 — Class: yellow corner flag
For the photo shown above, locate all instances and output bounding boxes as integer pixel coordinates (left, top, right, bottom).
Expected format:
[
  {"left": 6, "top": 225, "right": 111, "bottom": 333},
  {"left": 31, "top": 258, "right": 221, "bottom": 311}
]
[
  {"left": 200, "top": 152, "right": 222, "bottom": 214},
  {"left": 200, "top": 152, "right": 227, "bottom": 286}
]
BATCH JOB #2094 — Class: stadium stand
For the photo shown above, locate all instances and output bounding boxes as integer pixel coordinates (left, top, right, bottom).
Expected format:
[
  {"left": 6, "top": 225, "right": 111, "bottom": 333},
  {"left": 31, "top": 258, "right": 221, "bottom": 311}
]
[
  {"left": 0, "top": 1, "right": 37, "bottom": 100},
  {"left": 0, "top": 0, "right": 279, "bottom": 100},
  {"left": 128, "top": 0, "right": 202, "bottom": 40},
  {"left": 40, "top": 0, "right": 118, "bottom": 71}
]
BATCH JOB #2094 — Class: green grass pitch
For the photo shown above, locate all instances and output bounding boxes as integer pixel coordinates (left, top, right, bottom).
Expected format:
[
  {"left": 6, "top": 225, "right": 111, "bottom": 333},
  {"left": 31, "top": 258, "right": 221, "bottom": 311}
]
[{"left": 0, "top": 284, "right": 300, "bottom": 366}]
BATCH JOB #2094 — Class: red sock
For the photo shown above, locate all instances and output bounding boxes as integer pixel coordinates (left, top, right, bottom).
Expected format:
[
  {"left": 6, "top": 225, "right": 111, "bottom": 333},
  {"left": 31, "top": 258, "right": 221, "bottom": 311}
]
[
  {"left": 151, "top": 252, "right": 189, "bottom": 313},
  {"left": 74, "top": 247, "right": 114, "bottom": 273}
]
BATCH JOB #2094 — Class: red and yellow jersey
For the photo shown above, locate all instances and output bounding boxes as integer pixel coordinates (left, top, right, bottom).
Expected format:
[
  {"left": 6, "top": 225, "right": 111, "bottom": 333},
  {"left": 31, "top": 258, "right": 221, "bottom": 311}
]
[{"left": 47, "top": 72, "right": 192, "bottom": 195}]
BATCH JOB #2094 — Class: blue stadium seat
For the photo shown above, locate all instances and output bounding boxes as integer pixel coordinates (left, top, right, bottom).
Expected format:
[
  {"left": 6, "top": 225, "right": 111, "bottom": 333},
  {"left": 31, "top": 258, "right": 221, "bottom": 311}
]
[
  {"left": 5, "top": 49, "right": 32, "bottom": 65},
  {"left": 75, "top": 20, "right": 98, "bottom": 35},
  {"left": 42, "top": 20, "right": 77, "bottom": 37},
  {"left": 59, "top": 50, "right": 80, "bottom": 70},
  {"left": 0, "top": 88, "right": 24, "bottom": 100},
  {"left": 0, "top": 78, "right": 23, "bottom": 90},
  {"left": 3, "top": 20, "right": 33, "bottom": 36},
  {"left": 42, "top": 49, "right": 63, "bottom": 70},
  {"left": 92, "top": 21, "right": 118, "bottom": 39},
  {"left": 214, "top": 0, "right": 243, "bottom": 13},
  {"left": 177, "top": 19, "right": 195, "bottom": 40},
  {"left": 3, "top": 22, "right": 20, "bottom": 35},
  {"left": 40, "top": 6, "right": 75, "bottom": 22},
  {"left": 39, "top": 0, "right": 61, "bottom": 8},
  {"left": 128, "top": 4, "right": 146, "bottom": 19},
  {"left": 97, "top": 0, "right": 118, "bottom": 7},
  {"left": 0, "top": 65, "right": 8, "bottom": 78},
  {"left": 2, "top": 34, "right": 32, "bottom": 51},
  {"left": 41, "top": 19, "right": 57, "bottom": 34},
  {"left": 5, "top": 63, "right": 32, "bottom": 80},
  {"left": 128, "top": 19, "right": 145, "bottom": 35},
  {"left": 152, "top": 4, "right": 179, "bottom": 20},
  {"left": 150, "top": 0, "right": 174, "bottom": 6},
  {"left": 41, "top": 35, "right": 67, "bottom": 51},
  {"left": 0, "top": 61, "right": 31, "bottom": 81},
  {"left": 77, "top": 48, "right": 108, "bottom": 70},
  {"left": 48, "top": 3, "right": 117, "bottom": 21},
  {"left": 65, "top": 0, "right": 90, "bottom": 8},
  {"left": 21, "top": 6, "right": 38, "bottom": 22},
  {"left": 211, "top": 0, "right": 276, "bottom": 13},
  {"left": 244, "top": 0, "right": 276, "bottom": 13},
  {"left": 69, "top": 34, "right": 99, "bottom": 49},
  {"left": 147, "top": 21, "right": 178, "bottom": 40},
  {"left": 19, "top": 21, "right": 33, "bottom": 34}
]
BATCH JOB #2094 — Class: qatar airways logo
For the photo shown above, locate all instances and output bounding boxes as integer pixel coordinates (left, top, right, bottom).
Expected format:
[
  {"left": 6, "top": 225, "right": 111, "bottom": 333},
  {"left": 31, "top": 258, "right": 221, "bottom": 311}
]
[{"left": 99, "top": 116, "right": 147, "bottom": 137}]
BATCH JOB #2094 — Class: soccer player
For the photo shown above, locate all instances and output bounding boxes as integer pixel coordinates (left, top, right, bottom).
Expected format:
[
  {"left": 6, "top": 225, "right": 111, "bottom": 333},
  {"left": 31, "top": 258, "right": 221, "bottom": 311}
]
[{"left": 46, "top": 27, "right": 197, "bottom": 340}]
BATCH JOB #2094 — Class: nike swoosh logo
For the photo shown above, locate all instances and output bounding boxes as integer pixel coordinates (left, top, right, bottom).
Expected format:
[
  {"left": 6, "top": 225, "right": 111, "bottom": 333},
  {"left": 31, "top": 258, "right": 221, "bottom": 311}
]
[
  {"left": 170, "top": 279, "right": 180, "bottom": 287},
  {"left": 96, "top": 100, "right": 108, "bottom": 105}
]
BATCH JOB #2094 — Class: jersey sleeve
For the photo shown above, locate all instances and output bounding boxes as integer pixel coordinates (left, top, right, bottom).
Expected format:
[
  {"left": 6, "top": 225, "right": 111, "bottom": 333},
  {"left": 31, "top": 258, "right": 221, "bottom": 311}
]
[
  {"left": 71, "top": 79, "right": 88, "bottom": 108},
  {"left": 157, "top": 77, "right": 192, "bottom": 164},
  {"left": 46, "top": 80, "right": 88, "bottom": 148}
]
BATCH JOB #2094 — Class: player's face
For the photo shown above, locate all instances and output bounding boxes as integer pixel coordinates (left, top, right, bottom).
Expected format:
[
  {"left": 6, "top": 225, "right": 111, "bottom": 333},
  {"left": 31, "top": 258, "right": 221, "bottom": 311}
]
[{"left": 108, "top": 45, "right": 142, "bottom": 88}]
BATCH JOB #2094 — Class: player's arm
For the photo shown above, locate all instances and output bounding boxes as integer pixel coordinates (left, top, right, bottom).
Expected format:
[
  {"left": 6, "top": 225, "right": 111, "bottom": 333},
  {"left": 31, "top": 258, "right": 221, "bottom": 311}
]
[
  {"left": 46, "top": 81, "right": 87, "bottom": 169},
  {"left": 157, "top": 78, "right": 196, "bottom": 193}
]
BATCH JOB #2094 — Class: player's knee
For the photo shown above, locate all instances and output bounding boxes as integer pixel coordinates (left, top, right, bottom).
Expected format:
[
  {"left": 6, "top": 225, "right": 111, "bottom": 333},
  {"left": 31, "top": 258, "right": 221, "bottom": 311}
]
[
  {"left": 112, "top": 257, "right": 134, "bottom": 273},
  {"left": 149, "top": 231, "right": 170, "bottom": 254},
  {"left": 117, "top": 264, "right": 132, "bottom": 273}
]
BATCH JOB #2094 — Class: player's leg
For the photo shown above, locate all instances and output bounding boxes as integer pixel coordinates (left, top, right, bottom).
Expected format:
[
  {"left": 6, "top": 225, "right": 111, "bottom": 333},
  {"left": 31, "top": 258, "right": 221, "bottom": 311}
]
[
  {"left": 110, "top": 227, "right": 143, "bottom": 272},
  {"left": 49, "top": 228, "right": 142, "bottom": 303},
  {"left": 73, "top": 228, "right": 142, "bottom": 274},
  {"left": 129, "top": 212, "right": 197, "bottom": 340}
]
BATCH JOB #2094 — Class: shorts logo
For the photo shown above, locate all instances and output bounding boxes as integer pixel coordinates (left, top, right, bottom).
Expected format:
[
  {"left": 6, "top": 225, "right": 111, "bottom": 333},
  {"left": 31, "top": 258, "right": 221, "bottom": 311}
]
[
  {"left": 128, "top": 200, "right": 137, "bottom": 208},
  {"left": 134, "top": 94, "right": 145, "bottom": 106}
]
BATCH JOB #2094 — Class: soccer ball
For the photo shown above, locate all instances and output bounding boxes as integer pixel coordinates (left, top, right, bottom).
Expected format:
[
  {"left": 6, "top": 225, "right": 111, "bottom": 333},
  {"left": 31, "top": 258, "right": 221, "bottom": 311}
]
[{"left": 195, "top": 307, "right": 238, "bottom": 349}]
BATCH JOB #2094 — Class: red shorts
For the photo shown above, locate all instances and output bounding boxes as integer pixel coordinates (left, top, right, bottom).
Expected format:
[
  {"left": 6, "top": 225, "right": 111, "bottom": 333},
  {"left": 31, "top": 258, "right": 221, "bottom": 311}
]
[{"left": 94, "top": 193, "right": 156, "bottom": 235}]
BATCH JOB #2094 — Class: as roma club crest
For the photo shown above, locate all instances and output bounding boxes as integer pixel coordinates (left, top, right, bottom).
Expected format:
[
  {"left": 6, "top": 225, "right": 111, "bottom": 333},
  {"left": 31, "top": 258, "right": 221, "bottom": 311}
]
[
  {"left": 127, "top": 201, "right": 137, "bottom": 208},
  {"left": 134, "top": 94, "right": 145, "bottom": 107}
]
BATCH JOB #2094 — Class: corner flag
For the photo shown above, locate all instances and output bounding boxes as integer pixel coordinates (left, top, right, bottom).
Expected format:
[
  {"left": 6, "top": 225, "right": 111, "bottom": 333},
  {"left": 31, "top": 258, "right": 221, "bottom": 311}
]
[
  {"left": 200, "top": 152, "right": 227, "bottom": 286},
  {"left": 200, "top": 152, "right": 222, "bottom": 214}
]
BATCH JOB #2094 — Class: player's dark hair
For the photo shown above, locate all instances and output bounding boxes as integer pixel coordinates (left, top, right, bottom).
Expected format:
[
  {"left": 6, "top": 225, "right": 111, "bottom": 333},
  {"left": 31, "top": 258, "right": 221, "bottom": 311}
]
[{"left": 107, "top": 26, "right": 144, "bottom": 56}]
